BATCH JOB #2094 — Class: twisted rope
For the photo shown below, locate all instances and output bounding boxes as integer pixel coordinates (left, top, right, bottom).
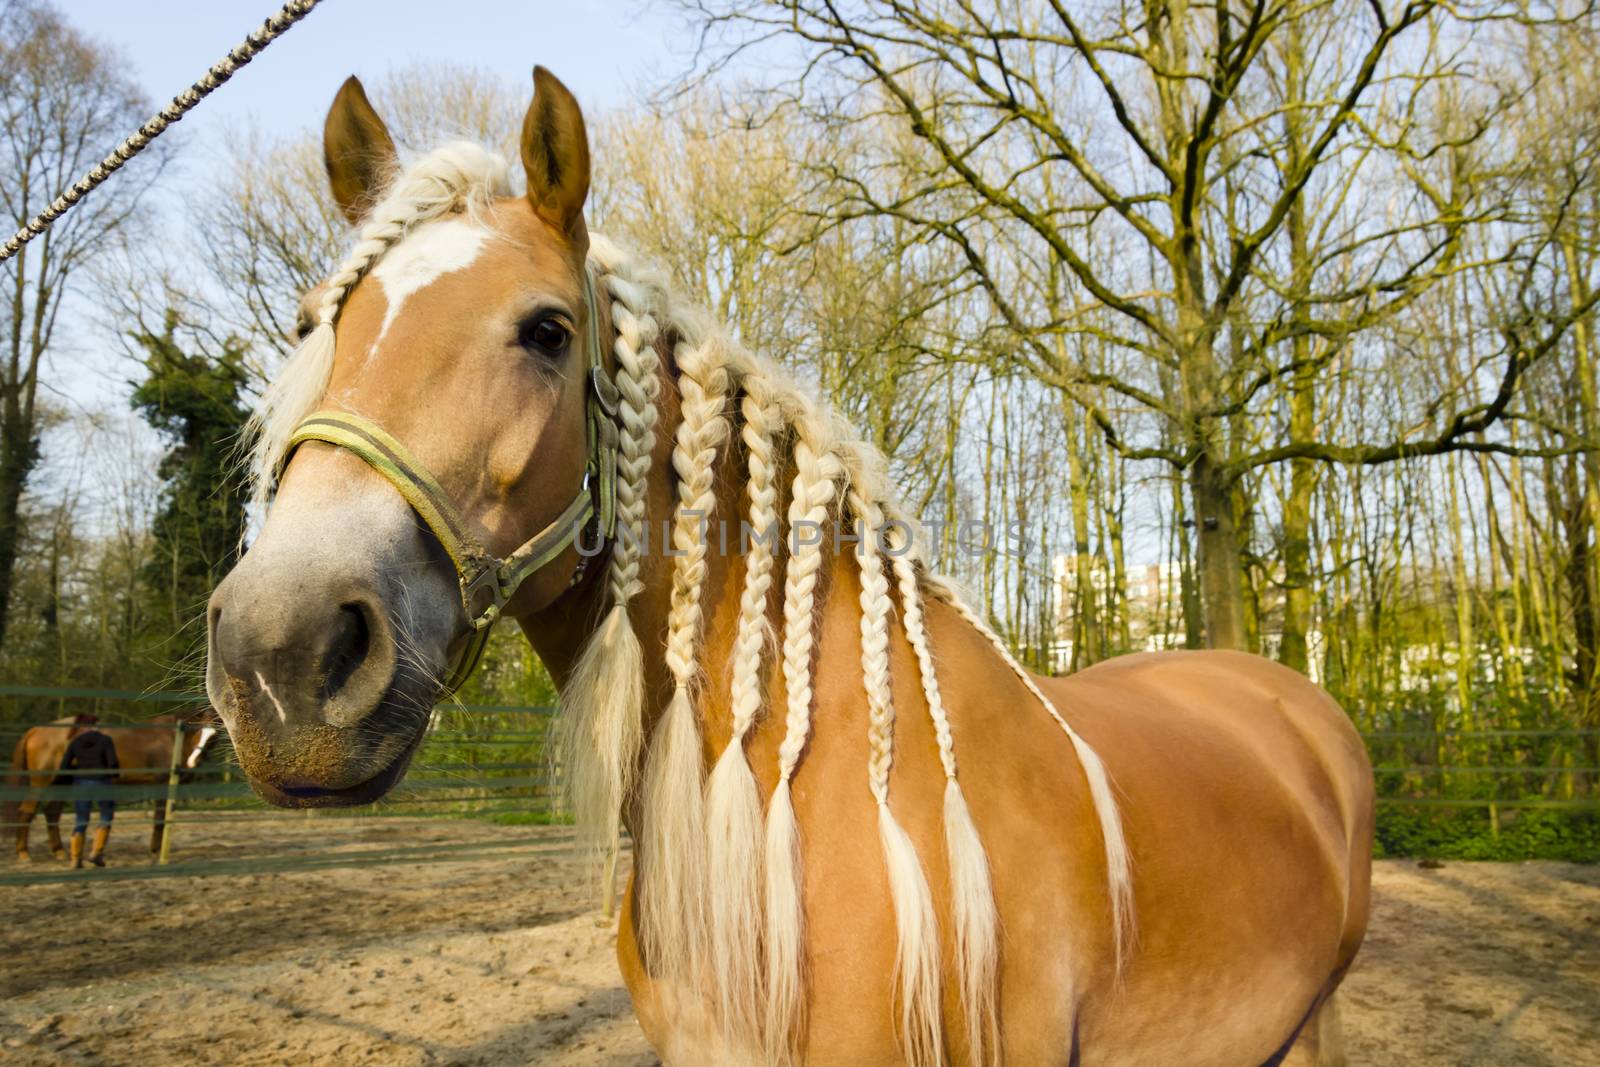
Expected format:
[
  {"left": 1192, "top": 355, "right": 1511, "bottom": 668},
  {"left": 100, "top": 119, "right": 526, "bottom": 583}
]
[{"left": 0, "top": 0, "right": 324, "bottom": 263}]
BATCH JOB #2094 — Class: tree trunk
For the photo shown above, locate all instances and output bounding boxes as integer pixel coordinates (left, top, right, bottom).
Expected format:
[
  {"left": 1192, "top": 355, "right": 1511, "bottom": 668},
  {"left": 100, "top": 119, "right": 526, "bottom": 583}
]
[
  {"left": 1235, "top": 476, "right": 1262, "bottom": 654},
  {"left": 1105, "top": 453, "right": 1132, "bottom": 654},
  {"left": 1172, "top": 471, "right": 1204, "bottom": 649},
  {"left": 1565, "top": 457, "right": 1598, "bottom": 726},
  {"left": 1278, "top": 31, "right": 1319, "bottom": 674},
  {"left": 1279, "top": 234, "right": 1319, "bottom": 669},
  {"left": 0, "top": 388, "right": 40, "bottom": 649},
  {"left": 1447, "top": 457, "right": 1476, "bottom": 722},
  {"left": 1281, "top": 447, "right": 1318, "bottom": 672},
  {"left": 1476, "top": 453, "right": 1524, "bottom": 701},
  {"left": 1562, "top": 238, "right": 1600, "bottom": 727},
  {"left": 1063, "top": 395, "right": 1101, "bottom": 669},
  {"left": 1190, "top": 453, "right": 1247, "bottom": 649}
]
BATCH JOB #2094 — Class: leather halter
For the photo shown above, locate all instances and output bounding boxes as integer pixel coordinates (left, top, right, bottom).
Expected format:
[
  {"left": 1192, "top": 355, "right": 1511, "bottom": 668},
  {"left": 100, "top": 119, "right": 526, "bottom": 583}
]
[{"left": 284, "top": 268, "right": 620, "bottom": 695}]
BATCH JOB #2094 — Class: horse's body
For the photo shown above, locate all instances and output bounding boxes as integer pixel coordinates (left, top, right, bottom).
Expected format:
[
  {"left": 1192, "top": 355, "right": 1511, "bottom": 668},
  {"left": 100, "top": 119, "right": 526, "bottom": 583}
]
[
  {"left": 536, "top": 404, "right": 1372, "bottom": 1067},
  {"left": 623, "top": 644, "right": 1371, "bottom": 1063},
  {"left": 204, "top": 68, "right": 1373, "bottom": 1066},
  {"left": 7, "top": 714, "right": 218, "bottom": 861}
]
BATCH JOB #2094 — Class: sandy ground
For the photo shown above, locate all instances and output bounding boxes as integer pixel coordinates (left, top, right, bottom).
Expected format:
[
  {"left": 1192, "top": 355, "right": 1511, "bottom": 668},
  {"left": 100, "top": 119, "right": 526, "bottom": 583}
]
[
  {"left": 0, "top": 815, "right": 1596, "bottom": 1066},
  {"left": 1343, "top": 859, "right": 1599, "bottom": 1067}
]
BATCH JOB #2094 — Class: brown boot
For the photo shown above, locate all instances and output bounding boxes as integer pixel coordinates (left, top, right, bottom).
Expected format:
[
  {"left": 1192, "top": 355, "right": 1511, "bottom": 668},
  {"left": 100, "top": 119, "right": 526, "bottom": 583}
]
[
  {"left": 89, "top": 825, "right": 110, "bottom": 867},
  {"left": 69, "top": 831, "right": 85, "bottom": 869}
]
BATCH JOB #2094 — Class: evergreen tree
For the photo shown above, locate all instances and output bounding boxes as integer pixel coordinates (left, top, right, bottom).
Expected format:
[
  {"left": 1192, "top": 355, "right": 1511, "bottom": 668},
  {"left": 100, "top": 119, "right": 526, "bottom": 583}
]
[{"left": 129, "top": 309, "right": 250, "bottom": 635}]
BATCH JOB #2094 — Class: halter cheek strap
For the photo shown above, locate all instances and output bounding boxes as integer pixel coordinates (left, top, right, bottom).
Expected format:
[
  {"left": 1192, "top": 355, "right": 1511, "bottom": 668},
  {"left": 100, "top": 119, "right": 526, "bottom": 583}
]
[{"left": 282, "top": 268, "right": 620, "bottom": 695}]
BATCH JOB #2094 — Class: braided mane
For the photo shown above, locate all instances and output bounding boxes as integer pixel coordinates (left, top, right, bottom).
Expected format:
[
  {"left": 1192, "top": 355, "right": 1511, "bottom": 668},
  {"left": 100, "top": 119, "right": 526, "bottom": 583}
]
[{"left": 251, "top": 144, "right": 1133, "bottom": 1067}]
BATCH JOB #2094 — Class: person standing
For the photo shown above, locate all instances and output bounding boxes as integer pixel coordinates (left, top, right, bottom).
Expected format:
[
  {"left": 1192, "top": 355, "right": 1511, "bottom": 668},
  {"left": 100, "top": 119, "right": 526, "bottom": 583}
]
[{"left": 61, "top": 714, "right": 118, "bottom": 868}]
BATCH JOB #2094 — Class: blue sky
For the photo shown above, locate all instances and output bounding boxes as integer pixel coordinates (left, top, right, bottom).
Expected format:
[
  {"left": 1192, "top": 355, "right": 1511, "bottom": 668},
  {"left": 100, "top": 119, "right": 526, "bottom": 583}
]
[
  {"left": 69, "top": 1, "right": 698, "bottom": 139},
  {"left": 40, "top": 2, "right": 707, "bottom": 516}
]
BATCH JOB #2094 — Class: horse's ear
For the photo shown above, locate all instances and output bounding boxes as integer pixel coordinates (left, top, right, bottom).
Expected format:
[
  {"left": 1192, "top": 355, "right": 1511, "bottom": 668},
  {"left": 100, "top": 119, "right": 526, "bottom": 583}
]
[
  {"left": 521, "top": 66, "right": 590, "bottom": 240},
  {"left": 323, "top": 76, "right": 398, "bottom": 225}
]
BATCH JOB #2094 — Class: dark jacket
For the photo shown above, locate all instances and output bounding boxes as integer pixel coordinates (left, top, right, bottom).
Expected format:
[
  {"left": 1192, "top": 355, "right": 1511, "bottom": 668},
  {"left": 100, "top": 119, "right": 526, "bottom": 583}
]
[{"left": 62, "top": 730, "right": 120, "bottom": 772}]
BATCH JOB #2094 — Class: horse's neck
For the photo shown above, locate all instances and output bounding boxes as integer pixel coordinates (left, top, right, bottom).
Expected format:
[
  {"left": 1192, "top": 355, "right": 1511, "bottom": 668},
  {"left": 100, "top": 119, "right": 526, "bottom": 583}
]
[
  {"left": 521, "top": 375, "right": 858, "bottom": 818},
  {"left": 520, "top": 345, "right": 697, "bottom": 707}
]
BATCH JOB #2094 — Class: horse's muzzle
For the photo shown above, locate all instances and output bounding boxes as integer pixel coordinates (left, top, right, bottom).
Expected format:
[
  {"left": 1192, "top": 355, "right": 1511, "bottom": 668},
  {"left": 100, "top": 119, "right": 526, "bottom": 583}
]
[{"left": 205, "top": 545, "right": 441, "bottom": 807}]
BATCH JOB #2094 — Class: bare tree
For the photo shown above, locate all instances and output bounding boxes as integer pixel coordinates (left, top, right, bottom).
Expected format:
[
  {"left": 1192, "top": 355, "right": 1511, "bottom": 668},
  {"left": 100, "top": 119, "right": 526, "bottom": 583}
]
[
  {"left": 677, "top": 0, "right": 1598, "bottom": 649},
  {"left": 0, "top": 0, "right": 158, "bottom": 648},
  {"left": 195, "top": 63, "right": 524, "bottom": 365}
]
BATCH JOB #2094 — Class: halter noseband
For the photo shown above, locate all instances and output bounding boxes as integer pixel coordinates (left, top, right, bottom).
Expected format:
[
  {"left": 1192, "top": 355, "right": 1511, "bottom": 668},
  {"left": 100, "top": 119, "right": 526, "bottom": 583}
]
[{"left": 284, "top": 268, "right": 620, "bottom": 695}]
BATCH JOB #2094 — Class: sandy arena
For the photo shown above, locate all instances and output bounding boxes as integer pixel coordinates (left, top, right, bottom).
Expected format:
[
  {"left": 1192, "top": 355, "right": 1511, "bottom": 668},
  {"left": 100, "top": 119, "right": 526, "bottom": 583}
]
[{"left": 1, "top": 816, "right": 1596, "bottom": 1066}]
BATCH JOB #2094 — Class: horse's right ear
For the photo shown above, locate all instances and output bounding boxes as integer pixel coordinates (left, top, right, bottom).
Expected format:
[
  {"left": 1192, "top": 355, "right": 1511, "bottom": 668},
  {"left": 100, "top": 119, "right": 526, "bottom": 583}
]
[
  {"left": 521, "top": 66, "right": 590, "bottom": 240},
  {"left": 323, "top": 76, "right": 398, "bottom": 225}
]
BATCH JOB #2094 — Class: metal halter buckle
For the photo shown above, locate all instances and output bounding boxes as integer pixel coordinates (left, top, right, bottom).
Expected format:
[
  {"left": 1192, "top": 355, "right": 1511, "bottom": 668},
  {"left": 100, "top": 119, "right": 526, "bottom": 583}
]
[
  {"left": 589, "top": 365, "right": 620, "bottom": 419},
  {"left": 461, "top": 567, "right": 504, "bottom": 631}
]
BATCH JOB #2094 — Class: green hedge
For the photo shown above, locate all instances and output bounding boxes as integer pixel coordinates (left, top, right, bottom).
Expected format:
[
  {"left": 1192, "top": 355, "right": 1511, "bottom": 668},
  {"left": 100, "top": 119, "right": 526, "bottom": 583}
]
[{"left": 1375, "top": 806, "right": 1600, "bottom": 862}]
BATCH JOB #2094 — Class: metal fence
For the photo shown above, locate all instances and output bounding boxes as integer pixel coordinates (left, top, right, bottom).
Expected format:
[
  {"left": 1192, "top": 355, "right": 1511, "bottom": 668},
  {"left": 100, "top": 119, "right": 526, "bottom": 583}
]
[
  {"left": 1365, "top": 726, "right": 1600, "bottom": 808},
  {"left": 1, "top": 686, "right": 565, "bottom": 887},
  {"left": 3, "top": 687, "right": 1596, "bottom": 887}
]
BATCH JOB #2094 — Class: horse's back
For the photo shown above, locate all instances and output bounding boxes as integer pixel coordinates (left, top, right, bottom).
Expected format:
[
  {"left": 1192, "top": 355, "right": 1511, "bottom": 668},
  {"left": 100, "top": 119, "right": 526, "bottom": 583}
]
[
  {"left": 1056, "top": 649, "right": 1372, "bottom": 863},
  {"left": 1041, "top": 651, "right": 1373, "bottom": 1066}
]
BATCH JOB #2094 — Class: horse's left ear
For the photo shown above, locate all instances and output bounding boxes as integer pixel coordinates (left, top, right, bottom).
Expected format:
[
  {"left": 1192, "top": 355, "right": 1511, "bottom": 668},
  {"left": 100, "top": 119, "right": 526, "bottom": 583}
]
[{"left": 521, "top": 66, "right": 590, "bottom": 240}]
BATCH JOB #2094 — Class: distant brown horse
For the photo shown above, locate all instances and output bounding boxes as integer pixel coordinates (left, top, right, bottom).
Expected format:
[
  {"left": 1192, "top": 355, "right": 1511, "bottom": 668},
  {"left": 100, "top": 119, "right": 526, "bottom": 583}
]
[{"left": 5, "top": 712, "right": 220, "bottom": 862}]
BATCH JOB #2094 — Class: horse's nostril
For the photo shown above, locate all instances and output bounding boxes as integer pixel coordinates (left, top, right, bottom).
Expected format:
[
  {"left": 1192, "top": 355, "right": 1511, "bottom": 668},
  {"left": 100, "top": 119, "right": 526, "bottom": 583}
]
[{"left": 320, "top": 603, "right": 372, "bottom": 701}]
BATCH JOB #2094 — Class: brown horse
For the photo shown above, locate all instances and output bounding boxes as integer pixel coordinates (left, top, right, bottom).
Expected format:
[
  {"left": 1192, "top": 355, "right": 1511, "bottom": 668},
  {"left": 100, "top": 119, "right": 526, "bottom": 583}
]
[
  {"left": 204, "top": 69, "right": 1372, "bottom": 1066},
  {"left": 6, "top": 712, "right": 221, "bottom": 861}
]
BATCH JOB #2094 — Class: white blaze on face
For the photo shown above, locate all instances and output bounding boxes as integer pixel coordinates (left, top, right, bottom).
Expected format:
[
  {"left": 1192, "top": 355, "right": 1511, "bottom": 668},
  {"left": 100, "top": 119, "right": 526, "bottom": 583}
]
[
  {"left": 367, "top": 217, "right": 489, "bottom": 357},
  {"left": 186, "top": 726, "right": 218, "bottom": 769},
  {"left": 256, "top": 671, "right": 288, "bottom": 724}
]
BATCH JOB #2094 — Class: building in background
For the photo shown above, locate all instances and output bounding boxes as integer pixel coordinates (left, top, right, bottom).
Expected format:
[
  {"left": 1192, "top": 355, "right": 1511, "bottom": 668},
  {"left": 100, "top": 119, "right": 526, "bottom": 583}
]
[{"left": 1050, "top": 553, "right": 1326, "bottom": 683}]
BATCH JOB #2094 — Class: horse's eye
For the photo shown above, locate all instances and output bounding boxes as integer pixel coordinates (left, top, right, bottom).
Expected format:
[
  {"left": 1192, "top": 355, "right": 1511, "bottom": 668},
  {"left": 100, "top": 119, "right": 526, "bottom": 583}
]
[{"left": 518, "top": 315, "right": 572, "bottom": 357}]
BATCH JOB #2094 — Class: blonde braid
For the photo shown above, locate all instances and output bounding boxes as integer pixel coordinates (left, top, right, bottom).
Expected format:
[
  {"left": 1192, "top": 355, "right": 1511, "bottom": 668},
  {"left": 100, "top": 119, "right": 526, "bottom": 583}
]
[
  {"left": 764, "top": 421, "right": 841, "bottom": 1066},
  {"left": 638, "top": 332, "right": 731, "bottom": 982},
  {"left": 773, "top": 427, "right": 841, "bottom": 782},
  {"left": 888, "top": 530, "right": 1000, "bottom": 1067},
  {"left": 603, "top": 274, "right": 663, "bottom": 605},
  {"left": 661, "top": 339, "right": 731, "bottom": 688},
  {"left": 704, "top": 367, "right": 783, "bottom": 1046},
  {"left": 925, "top": 573, "right": 1135, "bottom": 965},
  {"left": 852, "top": 496, "right": 942, "bottom": 1067},
  {"left": 855, "top": 497, "right": 898, "bottom": 808},
  {"left": 887, "top": 546, "right": 956, "bottom": 780},
  {"left": 727, "top": 371, "right": 784, "bottom": 742},
  {"left": 558, "top": 269, "right": 660, "bottom": 870}
]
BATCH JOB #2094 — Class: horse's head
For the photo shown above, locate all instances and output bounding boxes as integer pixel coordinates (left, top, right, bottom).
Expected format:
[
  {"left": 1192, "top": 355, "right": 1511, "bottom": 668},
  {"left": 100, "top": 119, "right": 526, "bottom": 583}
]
[{"left": 207, "top": 69, "right": 605, "bottom": 807}]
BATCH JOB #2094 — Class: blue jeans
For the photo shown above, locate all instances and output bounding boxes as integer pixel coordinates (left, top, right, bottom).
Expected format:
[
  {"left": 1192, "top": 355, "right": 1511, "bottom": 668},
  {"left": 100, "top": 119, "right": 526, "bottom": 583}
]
[{"left": 72, "top": 778, "right": 114, "bottom": 834}]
